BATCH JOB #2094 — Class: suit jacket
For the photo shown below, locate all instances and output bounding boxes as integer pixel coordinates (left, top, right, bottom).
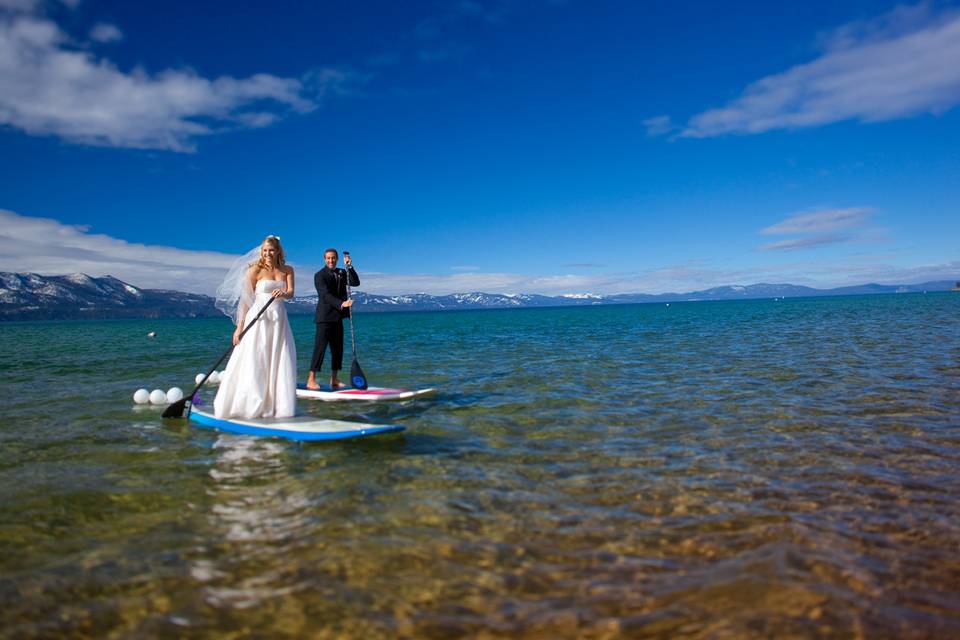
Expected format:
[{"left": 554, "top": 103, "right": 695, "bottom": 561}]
[{"left": 314, "top": 266, "right": 360, "bottom": 323}]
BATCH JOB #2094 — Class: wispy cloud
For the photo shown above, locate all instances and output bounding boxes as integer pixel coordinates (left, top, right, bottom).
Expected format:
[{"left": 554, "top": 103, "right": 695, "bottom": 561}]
[
  {"left": 633, "top": 257, "right": 960, "bottom": 292},
  {"left": 360, "top": 270, "right": 628, "bottom": 296},
  {"left": 758, "top": 206, "right": 876, "bottom": 252},
  {"left": 0, "top": 0, "right": 42, "bottom": 11},
  {"left": 88, "top": 22, "right": 122, "bottom": 43},
  {"left": 759, "top": 234, "right": 851, "bottom": 252},
  {"left": 672, "top": 3, "right": 960, "bottom": 137},
  {"left": 808, "top": 259, "right": 960, "bottom": 286},
  {"left": 327, "top": 258, "right": 960, "bottom": 296},
  {"left": 760, "top": 207, "right": 873, "bottom": 235},
  {"left": 3, "top": 210, "right": 955, "bottom": 297},
  {"left": 643, "top": 115, "right": 675, "bottom": 137},
  {"left": 0, "top": 5, "right": 363, "bottom": 151}
]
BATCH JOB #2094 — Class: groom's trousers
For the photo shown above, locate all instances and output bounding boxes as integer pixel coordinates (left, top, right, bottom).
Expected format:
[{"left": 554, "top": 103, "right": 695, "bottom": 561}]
[{"left": 310, "top": 320, "right": 344, "bottom": 372}]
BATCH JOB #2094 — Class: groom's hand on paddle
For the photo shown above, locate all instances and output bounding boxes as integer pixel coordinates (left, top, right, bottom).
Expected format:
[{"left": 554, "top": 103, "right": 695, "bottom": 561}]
[
  {"left": 343, "top": 253, "right": 352, "bottom": 267},
  {"left": 341, "top": 299, "right": 354, "bottom": 309}
]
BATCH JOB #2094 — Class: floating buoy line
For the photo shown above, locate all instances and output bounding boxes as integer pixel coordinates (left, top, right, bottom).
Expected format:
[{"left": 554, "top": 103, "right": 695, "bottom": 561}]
[{"left": 133, "top": 372, "right": 223, "bottom": 405}]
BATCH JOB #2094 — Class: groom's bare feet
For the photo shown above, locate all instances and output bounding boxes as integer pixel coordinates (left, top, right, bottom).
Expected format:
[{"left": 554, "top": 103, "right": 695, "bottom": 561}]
[
  {"left": 306, "top": 373, "right": 321, "bottom": 390},
  {"left": 330, "top": 378, "right": 346, "bottom": 390}
]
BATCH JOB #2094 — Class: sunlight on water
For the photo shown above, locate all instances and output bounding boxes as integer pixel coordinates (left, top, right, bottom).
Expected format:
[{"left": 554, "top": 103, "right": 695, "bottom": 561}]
[{"left": 1, "top": 293, "right": 958, "bottom": 637}]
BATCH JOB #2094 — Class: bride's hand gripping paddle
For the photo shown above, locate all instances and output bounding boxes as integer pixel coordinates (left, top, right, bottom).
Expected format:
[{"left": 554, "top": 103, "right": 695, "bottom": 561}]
[
  {"left": 162, "top": 296, "right": 277, "bottom": 419},
  {"left": 343, "top": 251, "right": 368, "bottom": 390}
]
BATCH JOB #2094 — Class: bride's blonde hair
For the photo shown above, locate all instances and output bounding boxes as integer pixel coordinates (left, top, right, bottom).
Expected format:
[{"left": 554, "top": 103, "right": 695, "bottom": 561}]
[{"left": 254, "top": 235, "right": 286, "bottom": 270}]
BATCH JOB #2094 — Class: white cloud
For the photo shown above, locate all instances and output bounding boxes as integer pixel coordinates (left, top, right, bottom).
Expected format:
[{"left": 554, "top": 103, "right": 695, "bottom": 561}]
[
  {"left": 0, "top": 209, "right": 239, "bottom": 293},
  {"left": 813, "top": 2, "right": 938, "bottom": 52},
  {"left": 366, "top": 270, "right": 673, "bottom": 296},
  {"left": 811, "top": 259, "right": 960, "bottom": 286},
  {"left": 357, "top": 271, "right": 610, "bottom": 296},
  {"left": 2, "top": 209, "right": 956, "bottom": 298},
  {"left": 0, "top": 8, "right": 359, "bottom": 151},
  {"left": 678, "top": 4, "right": 960, "bottom": 137},
  {"left": 632, "top": 258, "right": 960, "bottom": 292},
  {"left": 759, "top": 234, "right": 851, "bottom": 252},
  {"left": 88, "top": 22, "right": 122, "bottom": 43},
  {"left": 643, "top": 115, "right": 674, "bottom": 137},
  {"left": 758, "top": 206, "right": 877, "bottom": 252},
  {"left": 760, "top": 207, "right": 873, "bottom": 235},
  {"left": 0, "top": 0, "right": 40, "bottom": 11}
]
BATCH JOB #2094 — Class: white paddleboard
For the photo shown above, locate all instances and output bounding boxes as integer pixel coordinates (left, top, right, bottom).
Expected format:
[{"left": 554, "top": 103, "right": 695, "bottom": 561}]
[
  {"left": 296, "top": 383, "right": 437, "bottom": 402},
  {"left": 188, "top": 407, "right": 404, "bottom": 441}
]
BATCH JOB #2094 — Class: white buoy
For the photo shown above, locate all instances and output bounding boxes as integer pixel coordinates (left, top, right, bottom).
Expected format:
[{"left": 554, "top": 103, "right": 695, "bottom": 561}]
[
  {"left": 166, "top": 387, "right": 184, "bottom": 403},
  {"left": 133, "top": 388, "right": 150, "bottom": 404},
  {"left": 195, "top": 373, "right": 205, "bottom": 385},
  {"left": 149, "top": 389, "right": 167, "bottom": 404},
  {"left": 147, "top": 331, "right": 156, "bottom": 337}
]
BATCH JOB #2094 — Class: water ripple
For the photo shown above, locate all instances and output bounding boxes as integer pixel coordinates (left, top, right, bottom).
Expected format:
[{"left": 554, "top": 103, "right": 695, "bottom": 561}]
[{"left": 0, "top": 294, "right": 958, "bottom": 637}]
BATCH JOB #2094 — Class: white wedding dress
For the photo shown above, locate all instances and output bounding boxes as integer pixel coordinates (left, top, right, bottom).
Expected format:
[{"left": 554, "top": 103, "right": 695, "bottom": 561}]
[{"left": 214, "top": 279, "right": 297, "bottom": 419}]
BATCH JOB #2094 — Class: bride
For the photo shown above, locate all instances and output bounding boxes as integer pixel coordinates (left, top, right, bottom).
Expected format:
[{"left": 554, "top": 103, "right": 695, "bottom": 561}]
[{"left": 213, "top": 235, "right": 297, "bottom": 419}]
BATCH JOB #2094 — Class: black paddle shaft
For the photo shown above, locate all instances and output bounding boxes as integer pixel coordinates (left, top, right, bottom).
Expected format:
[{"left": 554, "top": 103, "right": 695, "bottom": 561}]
[
  {"left": 343, "top": 251, "right": 368, "bottom": 389},
  {"left": 161, "top": 296, "right": 277, "bottom": 419},
  {"left": 344, "top": 252, "right": 358, "bottom": 356}
]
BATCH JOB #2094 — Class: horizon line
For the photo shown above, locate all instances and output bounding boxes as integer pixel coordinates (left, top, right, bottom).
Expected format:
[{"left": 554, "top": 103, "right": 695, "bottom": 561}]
[{"left": 4, "top": 270, "right": 958, "bottom": 300}]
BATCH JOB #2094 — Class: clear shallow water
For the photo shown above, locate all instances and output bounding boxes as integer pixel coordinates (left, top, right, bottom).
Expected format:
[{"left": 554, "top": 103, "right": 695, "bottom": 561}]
[{"left": 1, "top": 294, "right": 959, "bottom": 638}]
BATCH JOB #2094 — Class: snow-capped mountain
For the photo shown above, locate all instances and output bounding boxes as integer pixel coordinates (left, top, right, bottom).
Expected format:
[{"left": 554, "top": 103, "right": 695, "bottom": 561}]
[
  {"left": 291, "top": 291, "right": 562, "bottom": 312},
  {"left": 0, "top": 272, "right": 219, "bottom": 320},
  {"left": 1, "top": 272, "right": 955, "bottom": 321}
]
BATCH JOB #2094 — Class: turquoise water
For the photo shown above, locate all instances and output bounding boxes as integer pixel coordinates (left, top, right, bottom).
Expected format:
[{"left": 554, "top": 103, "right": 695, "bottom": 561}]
[{"left": 1, "top": 294, "right": 959, "bottom": 638}]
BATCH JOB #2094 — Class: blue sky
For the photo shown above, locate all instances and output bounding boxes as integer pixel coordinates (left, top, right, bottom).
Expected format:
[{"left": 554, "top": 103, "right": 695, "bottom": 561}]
[{"left": 1, "top": 0, "right": 958, "bottom": 295}]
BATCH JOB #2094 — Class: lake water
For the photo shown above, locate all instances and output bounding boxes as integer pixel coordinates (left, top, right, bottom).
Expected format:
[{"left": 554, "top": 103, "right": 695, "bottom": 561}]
[{"left": 1, "top": 293, "right": 959, "bottom": 638}]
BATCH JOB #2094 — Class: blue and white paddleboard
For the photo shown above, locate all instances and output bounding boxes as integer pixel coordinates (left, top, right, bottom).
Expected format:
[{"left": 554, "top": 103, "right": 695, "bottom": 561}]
[
  {"left": 188, "top": 407, "right": 404, "bottom": 442},
  {"left": 296, "top": 383, "right": 436, "bottom": 402}
]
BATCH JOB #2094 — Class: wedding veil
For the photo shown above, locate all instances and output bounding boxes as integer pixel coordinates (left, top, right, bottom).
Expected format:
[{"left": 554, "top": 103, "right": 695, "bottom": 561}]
[{"left": 214, "top": 245, "right": 261, "bottom": 325}]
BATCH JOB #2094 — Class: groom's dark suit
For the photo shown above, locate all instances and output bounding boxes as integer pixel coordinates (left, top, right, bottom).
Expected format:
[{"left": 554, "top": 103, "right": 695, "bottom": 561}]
[{"left": 310, "top": 265, "right": 360, "bottom": 373}]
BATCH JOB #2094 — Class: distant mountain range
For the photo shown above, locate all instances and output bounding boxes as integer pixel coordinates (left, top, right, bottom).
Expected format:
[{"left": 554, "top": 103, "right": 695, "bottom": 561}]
[
  {"left": 0, "top": 272, "right": 219, "bottom": 321},
  {"left": 1, "top": 272, "right": 957, "bottom": 321}
]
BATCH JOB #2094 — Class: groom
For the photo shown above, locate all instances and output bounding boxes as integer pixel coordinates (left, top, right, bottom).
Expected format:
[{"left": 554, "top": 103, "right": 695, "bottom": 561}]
[{"left": 307, "top": 248, "right": 360, "bottom": 390}]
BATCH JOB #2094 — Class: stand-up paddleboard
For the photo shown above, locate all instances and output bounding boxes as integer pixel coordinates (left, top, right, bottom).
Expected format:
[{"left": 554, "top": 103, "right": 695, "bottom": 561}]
[
  {"left": 296, "top": 382, "right": 436, "bottom": 402},
  {"left": 188, "top": 407, "right": 404, "bottom": 441}
]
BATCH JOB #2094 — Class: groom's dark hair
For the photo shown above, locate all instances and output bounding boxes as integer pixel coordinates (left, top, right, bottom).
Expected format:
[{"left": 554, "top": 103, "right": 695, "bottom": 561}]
[{"left": 324, "top": 248, "right": 338, "bottom": 257}]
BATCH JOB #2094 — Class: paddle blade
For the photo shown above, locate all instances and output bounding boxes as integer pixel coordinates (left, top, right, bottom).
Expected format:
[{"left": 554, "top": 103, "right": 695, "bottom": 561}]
[
  {"left": 350, "top": 358, "right": 368, "bottom": 390},
  {"left": 161, "top": 397, "right": 189, "bottom": 419}
]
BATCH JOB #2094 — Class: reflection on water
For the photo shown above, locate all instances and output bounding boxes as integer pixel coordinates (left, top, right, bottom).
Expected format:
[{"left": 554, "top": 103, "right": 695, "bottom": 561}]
[
  {"left": 0, "top": 294, "right": 958, "bottom": 638},
  {"left": 193, "top": 437, "right": 314, "bottom": 611}
]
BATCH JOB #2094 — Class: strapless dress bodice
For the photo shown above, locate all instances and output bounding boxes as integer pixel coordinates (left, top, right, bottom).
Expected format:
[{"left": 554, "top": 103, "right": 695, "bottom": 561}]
[{"left": 256, "top": 279, "right": 285, "bottom": 294}]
